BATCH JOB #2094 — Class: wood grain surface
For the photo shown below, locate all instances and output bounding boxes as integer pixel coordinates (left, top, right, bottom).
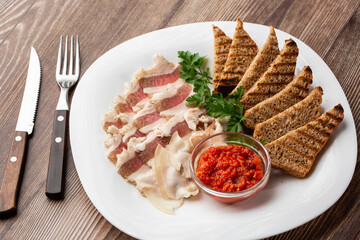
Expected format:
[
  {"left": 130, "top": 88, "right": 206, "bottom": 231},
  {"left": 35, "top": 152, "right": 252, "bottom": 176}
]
[{"left": 0, "top": 0, "right": 359, "bottom": 239}]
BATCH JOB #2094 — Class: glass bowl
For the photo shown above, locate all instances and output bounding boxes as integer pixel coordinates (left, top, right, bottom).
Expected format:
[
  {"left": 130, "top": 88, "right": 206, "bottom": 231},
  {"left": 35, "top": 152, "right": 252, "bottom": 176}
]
[{"left": 190, "top": 132, "right": 271, "bottom": 203}]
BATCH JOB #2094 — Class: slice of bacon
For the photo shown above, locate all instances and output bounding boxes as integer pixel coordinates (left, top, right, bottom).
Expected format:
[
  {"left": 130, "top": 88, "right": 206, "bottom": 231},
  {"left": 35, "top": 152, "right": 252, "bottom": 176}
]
[
  {"left": 134, "top": 111, "right": 163, "bottom": 129},
  {"left": 103, "top": 118, "right": 123, "bottom": 131},
  {"left": 126, "top": 85, "right": 148, "bottom": 107},
  {"left": 139, "top": 137, "right": 166, "bottom": 162},
  {"left": 108, "top": 142, "right": 126, "bottom": 165},
  {"left": 119, "top": 137, "right": 166, "bottom": 177},
  {"left": 115, "top": 102, "right": 133, "bottom": 113},
  {"left": 155, "top": 84, "right": 192, "bottom": 112},
  {"left": 124, "top": 130, "right": 146, "bottom": 144},
  {"left": 139, "top": 66, "right": 181, "bottom": 88},
  {"left": 118, "top": 154, "right": 144, "bottom": 178},
  {"left": 169, "top": 120, "right": 192, "bottom": 138}
]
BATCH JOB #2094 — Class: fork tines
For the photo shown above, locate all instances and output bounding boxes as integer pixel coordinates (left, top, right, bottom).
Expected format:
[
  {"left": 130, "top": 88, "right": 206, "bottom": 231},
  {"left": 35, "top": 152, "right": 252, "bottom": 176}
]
[{"left": 56, "top": 35, "right": 80, "bottom": 78}]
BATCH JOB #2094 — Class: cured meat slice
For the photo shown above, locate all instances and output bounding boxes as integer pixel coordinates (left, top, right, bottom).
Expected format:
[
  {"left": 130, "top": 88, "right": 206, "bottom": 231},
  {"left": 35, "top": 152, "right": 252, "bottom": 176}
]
[
  {"left": 125, "top": 85, "right": 148, "bottom": 107},
  {"left": 107, "top": 142, "right": 126, "bottom": 165},
  {"left": 123, "top": 129, "right": 146, "bottom": 144},
  {"left": 115, "top": 102, "right": 133, "bottom": 114},
  {"left": 103, "top": 118, "right": 123, "bottom": 131},
  {"left": 155, "top": 84, "right": 193, "bottom": 112},
  {"left": 134, "top": 111, "right": 163, "bottom": 129},
  {"left": 139, "top": 137, "right": 166, "bottom": 162},
  {"left": 114, "top": 95, "right": 133, "bottom": 114},
  {"left": 118, "top": 154, "right": 144, "bottom": 178},
  {"left": 139, "top": 65, "right": 181, "bottom": 88},
  {"left": 169, "top": 120, "right": 192, "bottom": 138}
]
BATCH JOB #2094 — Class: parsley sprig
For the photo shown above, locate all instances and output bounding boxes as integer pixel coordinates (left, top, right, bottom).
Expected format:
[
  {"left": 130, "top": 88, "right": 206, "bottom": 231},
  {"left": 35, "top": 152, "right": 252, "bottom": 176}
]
[{"left": 178, "top": 51, "right": 246, "bottom": 132}]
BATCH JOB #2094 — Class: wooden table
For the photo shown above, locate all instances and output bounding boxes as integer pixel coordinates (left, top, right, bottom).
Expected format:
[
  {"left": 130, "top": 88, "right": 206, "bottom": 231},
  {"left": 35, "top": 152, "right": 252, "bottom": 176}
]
[{"left": 0, "top": 0, "right": 359, "bottom": 239}]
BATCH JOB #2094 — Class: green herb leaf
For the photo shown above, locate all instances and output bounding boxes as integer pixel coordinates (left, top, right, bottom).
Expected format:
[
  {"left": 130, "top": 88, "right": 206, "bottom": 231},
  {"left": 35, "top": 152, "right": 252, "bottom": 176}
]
[{"left": 178, "top": 51, "right": 246, "bottom": 133}]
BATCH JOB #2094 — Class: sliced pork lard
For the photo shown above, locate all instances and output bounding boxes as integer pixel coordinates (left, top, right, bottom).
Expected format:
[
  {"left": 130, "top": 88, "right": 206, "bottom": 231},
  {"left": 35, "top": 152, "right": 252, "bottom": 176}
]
[
  {"left": 155, "top": 83, "right": 193, "bottom": 113},
  {"left": 136, "top": 55, "right": 181, "bottom": 94},
  {"left": 113, "top": 95, "right": 134, "bottom": 114},
  {"left": 154, "top": 113, "right": 192, "bottom": 138},
  {"left": 133, "top": 103, "right": 167, "bottom": 134},
  {"left": 125, "top": 84, "right": 148, "bottom": 107}
]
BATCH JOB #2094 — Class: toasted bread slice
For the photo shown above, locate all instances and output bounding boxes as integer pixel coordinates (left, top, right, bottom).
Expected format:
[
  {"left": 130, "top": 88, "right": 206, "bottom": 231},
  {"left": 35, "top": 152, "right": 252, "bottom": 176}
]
[
  {"left": 241, "top": 39, "right": 299, "bottom": 110},
  {"left": 243, "top": 66, "right": 312, "bottom": 129},
  {"left": 214, "top": 18, "right": 258, "bottom": 95},
  {"left": 265, "top": 104, "right": 344, "bottom": 178},
  {"left": 231, "top": 26, "right": 279, "bottom": 95},
  {"left": 212, "top": 25, "right": 232, "bottom": 92},
  {"left": 254, "top": 86, "right": 323, "bottom": 143}
]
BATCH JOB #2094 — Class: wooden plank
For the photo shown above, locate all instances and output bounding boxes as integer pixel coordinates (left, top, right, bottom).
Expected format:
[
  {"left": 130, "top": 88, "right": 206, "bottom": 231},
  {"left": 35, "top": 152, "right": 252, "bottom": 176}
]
[{"left": 0, "top": 0, "right": 358, "bottom": 239}]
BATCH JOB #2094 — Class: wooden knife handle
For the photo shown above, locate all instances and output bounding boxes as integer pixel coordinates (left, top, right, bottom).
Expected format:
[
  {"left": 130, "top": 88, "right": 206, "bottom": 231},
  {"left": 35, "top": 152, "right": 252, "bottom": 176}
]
[
  {"left": 0, "top": 131, "right": 28, "bottom": 218},
  {"left": 46, "top": 110, "right": 68, "bottom": 199}
]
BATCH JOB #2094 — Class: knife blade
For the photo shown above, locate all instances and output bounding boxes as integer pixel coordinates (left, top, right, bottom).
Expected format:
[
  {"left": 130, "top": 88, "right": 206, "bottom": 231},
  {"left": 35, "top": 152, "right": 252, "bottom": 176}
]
[{"left": 0, "top": 47, "right": 41, "bottom": 218}]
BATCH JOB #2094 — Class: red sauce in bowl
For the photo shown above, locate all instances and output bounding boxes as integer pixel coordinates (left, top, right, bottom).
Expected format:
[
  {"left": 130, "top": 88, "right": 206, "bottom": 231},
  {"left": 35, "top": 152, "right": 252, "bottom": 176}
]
[{"left": 196, "top": 145, "right": 264, "bottom": 192}]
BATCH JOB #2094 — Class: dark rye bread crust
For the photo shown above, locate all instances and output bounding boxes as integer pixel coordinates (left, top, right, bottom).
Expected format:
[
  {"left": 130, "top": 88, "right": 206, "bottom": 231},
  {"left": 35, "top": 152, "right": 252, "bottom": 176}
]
[
  {"left": 243, "top": 66, "right": 313, "bottom": 129},
  {"left": 253, "top": 86, "right": 323, "bottom": 143},
  {"left": 214, "top": 18, "right": 258, "bottom": 96},
  {"left": 231, "top": 26, "right": 279, "bottom": 95},
  {"left": 265, "top": 104, "right": 344, "bottom": 178},
  {"left": 241, "top": 39, "right": 299, "bottom": 110},
  {"left": 212, "top": 25, "right": 232, "bottom": 92}
]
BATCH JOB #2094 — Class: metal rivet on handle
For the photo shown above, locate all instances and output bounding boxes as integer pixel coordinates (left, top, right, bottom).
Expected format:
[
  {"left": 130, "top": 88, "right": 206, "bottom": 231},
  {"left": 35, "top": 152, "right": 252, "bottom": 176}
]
[
  {"left": 10, "top": 157, "right": 17, "bottom": 162},
  {"left": 15, "top": 136, "right": 22, "bottom": 141},
  {"left": 57, "top": 116, "right": 64, "bottom": 121},
  {"left": 55, "top": 137, "right": 62, "bottom": 143}
]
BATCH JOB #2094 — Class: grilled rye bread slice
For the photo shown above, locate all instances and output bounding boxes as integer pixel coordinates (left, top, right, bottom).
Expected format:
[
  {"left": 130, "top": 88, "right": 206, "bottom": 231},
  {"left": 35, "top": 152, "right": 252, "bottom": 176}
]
[
  {"left": 265, "top": 104, "right": 344, "bottom": 178},
  {"left": 243, "top": 66, "right": 312, "bottom": 129},
  {"left": 212, "top": 25, "right": 232, "bottom": 92},
  {"left": 231, "top": 26, "right": 279, "bottom": 95},
  {"left": 214, "top": 18, "right": 258, "bottom": 95},
  {"left": 254, "top": 86, "right": 323, "bottom": 143},
  {"left": 241, "top": 39, "right": 299, "bottom": 110}
]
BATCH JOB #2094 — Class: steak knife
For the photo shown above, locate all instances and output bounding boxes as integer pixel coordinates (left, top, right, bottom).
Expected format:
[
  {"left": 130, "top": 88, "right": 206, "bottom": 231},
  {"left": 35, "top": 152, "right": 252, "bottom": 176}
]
[{"left": 0, "top": 47, "right": 41, "bottom": 218}]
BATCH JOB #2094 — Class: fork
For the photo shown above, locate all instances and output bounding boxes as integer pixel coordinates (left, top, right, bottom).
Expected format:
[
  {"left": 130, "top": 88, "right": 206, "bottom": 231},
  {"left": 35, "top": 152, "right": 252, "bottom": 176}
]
[{"left": 46, "top": 35, "right": 80, "bottom": 199}]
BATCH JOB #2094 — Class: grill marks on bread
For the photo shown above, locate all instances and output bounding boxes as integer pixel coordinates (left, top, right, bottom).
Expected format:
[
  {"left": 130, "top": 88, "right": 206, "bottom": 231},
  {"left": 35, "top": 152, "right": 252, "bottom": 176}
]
[
  {"left": 265, "top": 104, "right": 344, "bottom": 178},
  {"left": 212, "top": 25, "right": 232, "bottom": 91},
  {"left": 243, "top": 66, "right": 313, "bottom": 129},
  {"left": 241, "top": 39, "right": 299, "bottom": 110},
  {"left": 253, "top": 86, "right": 323, "bottom": 143},
  {"left": 214, "top": 18, "right": 258, "bottom": 95},
  {"left": 231, "top": 26, "right": 279, "bottom": 95}
]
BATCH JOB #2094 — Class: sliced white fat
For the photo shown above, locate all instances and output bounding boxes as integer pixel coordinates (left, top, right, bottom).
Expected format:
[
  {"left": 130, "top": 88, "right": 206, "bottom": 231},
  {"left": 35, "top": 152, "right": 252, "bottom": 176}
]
[
  {"left": 153, "top": 113, "right": 185, "bottom": 137},
  {"left": 150, "top": 79, "right": 186, "bottom": 102},
  {"left": 130, "top": 164, "right": 184, "bottom": 215},
  {"left": 188, "top": 120, "right": 223, "bottom": 149},
  {"left": 135, "top": 55, "right": 177, "bottom": 79},
  {"left": 101, "top": 110, "right": 117, "bottom": 128},
  {"left": 128, "top": 165, "right": 156, "bottom": 189},
  {"left": 183, "top": 108, "right": 207, "bottom": 130},
  {"left": 133, "top": 102, "right": 156, "bottom": 119},
  {"left": 167, "top": 132, "right": 191, "bottom": 171},
  {"left": 159, "top": 102, "right": 190, "bottom": 118},
  {"left": 120, "top": 125, "right": 136, "bottom": 142},
  {"left": 142, "top": 187, "right": 183, "bottom": 215},
  {"left": 143, "top": 78, "right": 184, "bottom": 94},
  {"left": 154, "top": 144, "right": 198, "bottom": 201},
  {"left": 116, "top": 148, "right": 135, "bottom": 168},
  {"left": 139, "top": 118, "right": 167, "bottom": 134}
]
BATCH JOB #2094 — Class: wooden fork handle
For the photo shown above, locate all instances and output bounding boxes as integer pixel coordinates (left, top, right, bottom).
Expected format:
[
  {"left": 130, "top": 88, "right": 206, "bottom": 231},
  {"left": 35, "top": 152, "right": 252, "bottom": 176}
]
[
  {"left": 0, "top": 131, "right": 28, "bottom": 218},
  {"left": 46, "top": 110, "right": 68, "bottom": 199}
]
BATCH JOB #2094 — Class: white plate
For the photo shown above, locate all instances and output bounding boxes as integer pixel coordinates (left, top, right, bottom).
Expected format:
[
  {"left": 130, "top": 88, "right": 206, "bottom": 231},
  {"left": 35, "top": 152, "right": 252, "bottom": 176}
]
[{"left": 70, "top": 22, "right": 357, "bottom": 240}]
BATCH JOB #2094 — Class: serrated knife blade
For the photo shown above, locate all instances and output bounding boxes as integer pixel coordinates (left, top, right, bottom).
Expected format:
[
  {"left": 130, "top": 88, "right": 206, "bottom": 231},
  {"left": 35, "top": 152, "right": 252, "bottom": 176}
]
[
  {"left": 0, "top": 47, "right": 41, "bottom": 218},
  {"left": 15, "top": 47, "right": 41, "bottom": 134}
]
